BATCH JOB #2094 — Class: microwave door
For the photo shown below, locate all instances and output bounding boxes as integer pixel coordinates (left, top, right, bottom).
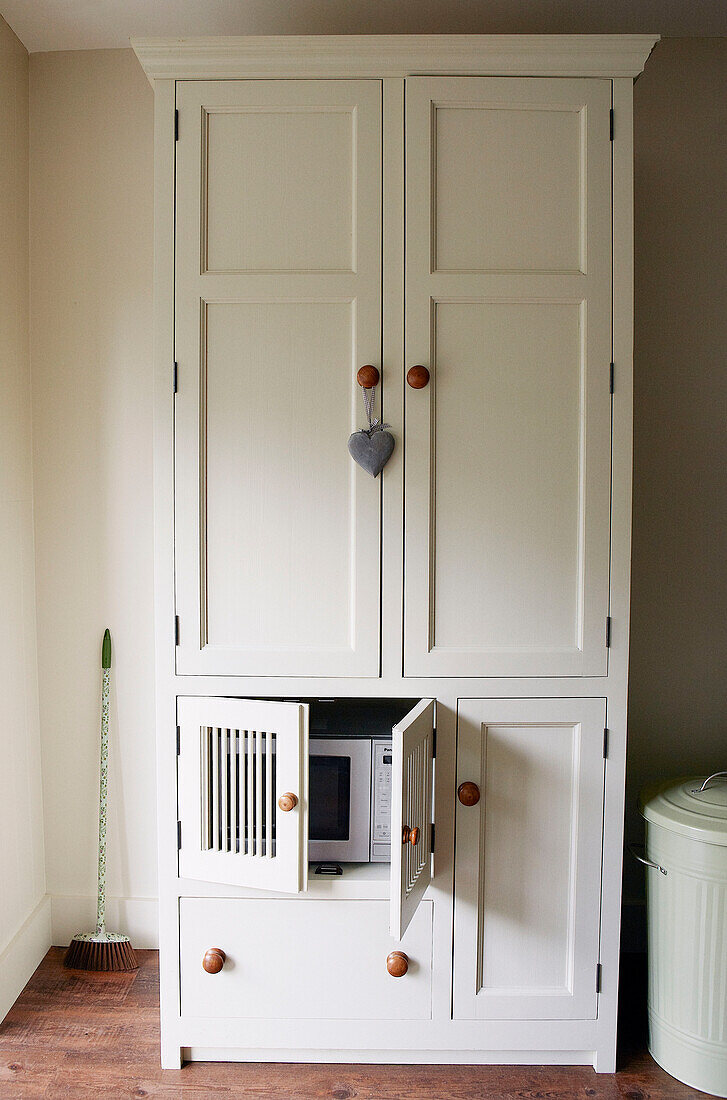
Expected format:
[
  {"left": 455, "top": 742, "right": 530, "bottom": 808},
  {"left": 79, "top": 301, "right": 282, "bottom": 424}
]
[{"left": 308, "top": 738, "right": 372, "bottom": 863}]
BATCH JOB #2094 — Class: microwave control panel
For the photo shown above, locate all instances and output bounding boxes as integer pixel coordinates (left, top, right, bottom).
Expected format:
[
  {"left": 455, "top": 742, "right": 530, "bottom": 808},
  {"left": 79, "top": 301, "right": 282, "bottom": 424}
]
[{"left": 371, "top": 739, "right": 392, "bottom": 863}]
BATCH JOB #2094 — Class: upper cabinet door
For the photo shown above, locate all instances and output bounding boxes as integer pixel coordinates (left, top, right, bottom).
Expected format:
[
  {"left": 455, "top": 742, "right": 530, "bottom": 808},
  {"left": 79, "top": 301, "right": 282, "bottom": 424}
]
[
  {"left": 404, "top": 78, "right": 612, "bottom": 677},
  {"left": 390, "top": 699, "right": 435, "bottom": 940},
  {"left": 175, "top": 81, "right": 382, "bottom": 676},
  {"left": 178, "top": 696, "right": 309, "bottom": 892}
]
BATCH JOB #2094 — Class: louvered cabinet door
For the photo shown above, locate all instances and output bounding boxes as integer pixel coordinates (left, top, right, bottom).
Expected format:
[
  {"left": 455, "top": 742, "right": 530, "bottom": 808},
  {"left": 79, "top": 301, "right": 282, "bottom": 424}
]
[
  {"left": 404, "top": 77, "right": 613, "bottom": 677},
  {"left": 177, "top": 697, "right": 309, "bottom": 892},
  {"left": 174, "top": 80, "right": 382, "bottom": 676},
  {"left": 390, "top": 699, "right": 435, "bottom": 939}
]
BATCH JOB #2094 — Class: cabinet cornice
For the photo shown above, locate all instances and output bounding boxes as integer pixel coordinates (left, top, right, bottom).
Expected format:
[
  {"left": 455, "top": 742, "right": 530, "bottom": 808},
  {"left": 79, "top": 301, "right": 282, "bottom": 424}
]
[{"left": 132, "top": 34, "right": 659, "bottom": 85}]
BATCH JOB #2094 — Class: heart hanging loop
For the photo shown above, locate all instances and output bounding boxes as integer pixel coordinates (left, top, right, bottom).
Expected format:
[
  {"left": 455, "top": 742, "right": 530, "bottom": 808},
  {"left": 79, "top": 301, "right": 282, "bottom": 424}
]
[{"left": 348, "top": 372, "right": 396, "bottom": 478}]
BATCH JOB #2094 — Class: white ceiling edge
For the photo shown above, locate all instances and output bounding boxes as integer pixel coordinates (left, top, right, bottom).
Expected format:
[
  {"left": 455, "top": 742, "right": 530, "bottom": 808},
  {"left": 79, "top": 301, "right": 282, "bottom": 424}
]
[
  {"left": 0, "top": 0, "right": 724, "bottom": 57},
  {"left": 131, "top": 33, "right": 660, "bottom": 83}
]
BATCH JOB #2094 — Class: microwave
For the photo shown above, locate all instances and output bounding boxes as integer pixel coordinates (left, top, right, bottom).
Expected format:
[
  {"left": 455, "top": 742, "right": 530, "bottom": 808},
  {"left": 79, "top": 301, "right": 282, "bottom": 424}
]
[{"left": 309, "top": 735, "right": 392, "bottom": 863}]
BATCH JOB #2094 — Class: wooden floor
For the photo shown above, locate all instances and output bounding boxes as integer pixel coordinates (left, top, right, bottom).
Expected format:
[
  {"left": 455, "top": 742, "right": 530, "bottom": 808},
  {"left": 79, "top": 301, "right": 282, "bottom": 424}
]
[{"left": 0, "top": 949, "right": 701, "bottom": 1099}]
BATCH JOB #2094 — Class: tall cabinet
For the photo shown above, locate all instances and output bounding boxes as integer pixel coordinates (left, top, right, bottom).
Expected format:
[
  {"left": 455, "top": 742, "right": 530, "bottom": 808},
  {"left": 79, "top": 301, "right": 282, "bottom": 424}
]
[{"left": 133, "top": 34, "right": 657, "bottom": 1071}]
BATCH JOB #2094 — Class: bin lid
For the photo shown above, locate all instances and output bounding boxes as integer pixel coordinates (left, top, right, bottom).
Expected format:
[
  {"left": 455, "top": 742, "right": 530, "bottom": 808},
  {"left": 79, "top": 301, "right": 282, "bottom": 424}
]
[{"left": 640, "top": 774, "right": 727, "bottom": 845}]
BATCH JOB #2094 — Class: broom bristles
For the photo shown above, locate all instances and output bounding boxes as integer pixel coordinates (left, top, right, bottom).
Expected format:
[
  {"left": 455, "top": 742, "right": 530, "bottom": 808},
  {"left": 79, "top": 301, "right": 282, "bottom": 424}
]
[{"left": 63, "top": 936, "right": 138, "bottom": 971}]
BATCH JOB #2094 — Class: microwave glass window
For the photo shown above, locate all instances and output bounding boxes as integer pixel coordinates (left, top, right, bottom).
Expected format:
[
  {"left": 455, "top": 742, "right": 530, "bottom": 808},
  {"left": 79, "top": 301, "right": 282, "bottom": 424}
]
[{"left": 309, "top": 756, "right": 351, "bottom": 841}]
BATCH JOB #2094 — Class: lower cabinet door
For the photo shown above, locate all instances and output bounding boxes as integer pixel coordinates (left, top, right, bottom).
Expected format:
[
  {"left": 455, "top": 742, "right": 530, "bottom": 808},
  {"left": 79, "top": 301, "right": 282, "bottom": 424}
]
[
  {"left": 453, "top": 697, "right": 606, "bottom": 1020},
  {"left": 180, "top": 898, "right": 433, "bottom": 1020}
]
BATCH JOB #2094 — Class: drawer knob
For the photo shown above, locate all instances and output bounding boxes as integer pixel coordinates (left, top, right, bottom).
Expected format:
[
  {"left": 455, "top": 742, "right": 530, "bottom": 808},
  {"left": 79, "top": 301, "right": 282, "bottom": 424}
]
[
  {"left": 278, "top": 792, "right": 298, "bottom": 812},
  {"left": 357, "top": 364, "right": 380, "bottom": 388},
  {"left": 457, "top": 781, "right": 481, "bottom": 807},
  {"left": 387, "top": 951, "right": 409, "bottom": 978},
  {"left": 402, "top": 825, "right": 420, "bottom": 846},
  {"left": 407, "top": 365, "right": 430, "bottom": 389},
  {"left": 202, "top": 948, "right": 226, "bottom": 974}
]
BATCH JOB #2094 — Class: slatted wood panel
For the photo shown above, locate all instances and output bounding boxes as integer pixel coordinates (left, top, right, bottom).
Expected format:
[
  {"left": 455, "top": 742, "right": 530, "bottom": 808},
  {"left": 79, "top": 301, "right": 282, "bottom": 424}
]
[
  {"left": 390, "top": 699, "right": 435, "bottom": 940},
  {"left": 178, "top": 697, "right": 308, "bottom": 892},
  {"left": 201, "top": 728, "right": 277, "bottom": 858}
]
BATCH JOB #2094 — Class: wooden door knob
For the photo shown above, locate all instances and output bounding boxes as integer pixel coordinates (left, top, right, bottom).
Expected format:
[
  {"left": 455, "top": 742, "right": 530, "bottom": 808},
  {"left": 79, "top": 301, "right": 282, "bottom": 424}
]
[
  {"left": 407, "top": 365, "right": 430, "bottom": 389},
  {"left": 278, "top": 792, "right": 298, "bottom": 812},
  {"left": 386, "top": 951, "right": 409, "bottom": 978},
  {"left": 402, "top": 825, "right": 420, "bottom": 846},
  {"left": 457, "top": 781, "right": 481, "bottom": 807},
  {"left": 202, "top": 948, "right": 226, "bottom": 974},
  {"left": 357, "top": 364, "right": 380, "bottom": 388}
]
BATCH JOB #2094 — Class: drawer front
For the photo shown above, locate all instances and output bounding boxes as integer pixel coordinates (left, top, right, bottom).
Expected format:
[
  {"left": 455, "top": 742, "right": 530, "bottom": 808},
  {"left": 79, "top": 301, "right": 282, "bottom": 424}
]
[{"left": 180, "top": 898, "right": 433, "bottom": 1020}]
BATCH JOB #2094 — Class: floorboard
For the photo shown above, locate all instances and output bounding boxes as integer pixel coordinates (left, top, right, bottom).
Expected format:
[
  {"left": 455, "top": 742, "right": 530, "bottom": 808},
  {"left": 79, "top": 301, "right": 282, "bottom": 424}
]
[{"left": 0, "top": 950, "right": 700, "bottom": 1099}]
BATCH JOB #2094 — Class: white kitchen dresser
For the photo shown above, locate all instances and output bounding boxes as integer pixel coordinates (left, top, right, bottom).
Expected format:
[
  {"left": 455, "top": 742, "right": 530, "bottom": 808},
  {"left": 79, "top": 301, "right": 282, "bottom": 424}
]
[{"left": 133, "top": 34, "right": 658, "bottom": 1071}]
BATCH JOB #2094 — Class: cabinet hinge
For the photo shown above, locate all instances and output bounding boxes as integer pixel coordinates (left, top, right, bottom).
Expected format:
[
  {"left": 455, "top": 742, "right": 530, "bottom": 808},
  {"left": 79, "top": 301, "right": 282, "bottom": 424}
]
[
  {"left": 174, "top": 615, "right": 180, "bottom": 646},
  {"left": 430, "top": 823, "right": 435, "bottom": 853},
  {"left": 609, "top": 108, "right": 614, "bottom": 141},
  {"left": 603, "top": 727, "right": 609, "bottom": 759},
  {"left": 176, "top": 725, "right": 181, "bottom": 755},
  {"left": 605, "top": 616, "right": 612, "bottom": 648},
  {"left": 609, "top": 362, "right": 615, "bottom": 395},
  {"left": 174, "top": 109, "right": 179, "bottom": 141},
  {"left": 432, "top": 727, "right": 437, "bottom": 759},
  {"left": 596, "top": 962, "right": 603, "bottom": 993},
  {"left": 177, "top": 820, "right": 182, "bottom": 850},
  {"left": 173, "top": 362, "right": 178, "bottom": 394}
]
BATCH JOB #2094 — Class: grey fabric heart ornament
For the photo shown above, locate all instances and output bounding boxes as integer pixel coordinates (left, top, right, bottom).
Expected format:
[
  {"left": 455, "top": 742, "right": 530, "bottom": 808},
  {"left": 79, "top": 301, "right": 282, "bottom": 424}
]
[{"left": 348, "top": 426, "right": 395, "bottom": 478}]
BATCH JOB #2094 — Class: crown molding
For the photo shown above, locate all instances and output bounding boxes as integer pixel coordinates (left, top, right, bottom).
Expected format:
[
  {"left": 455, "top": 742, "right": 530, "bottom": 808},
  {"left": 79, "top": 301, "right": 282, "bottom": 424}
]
[{"left": 131, "top": 34, "right": 659, "bottom": 85}]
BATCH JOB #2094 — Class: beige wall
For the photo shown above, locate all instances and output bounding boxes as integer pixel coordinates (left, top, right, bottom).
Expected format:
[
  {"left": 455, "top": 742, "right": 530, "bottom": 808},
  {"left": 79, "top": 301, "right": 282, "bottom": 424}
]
[
  {"left": 0, "top": 14, "right": 48, "bottom": 1014},
  {"left": 29, "top": 49, "right": 157, "bottom": 945},
  {"left": 625, "top": 37, "right": 727, "bottom": 903},
  {"left": 24, "top": 38, "right": 727, "bottom": 944}
]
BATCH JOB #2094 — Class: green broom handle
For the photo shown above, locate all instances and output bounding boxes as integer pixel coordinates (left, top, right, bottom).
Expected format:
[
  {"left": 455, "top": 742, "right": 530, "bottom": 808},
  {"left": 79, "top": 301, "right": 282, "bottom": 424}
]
[{"left": 96, "top": 629, "right": 112, "bottom": 935}]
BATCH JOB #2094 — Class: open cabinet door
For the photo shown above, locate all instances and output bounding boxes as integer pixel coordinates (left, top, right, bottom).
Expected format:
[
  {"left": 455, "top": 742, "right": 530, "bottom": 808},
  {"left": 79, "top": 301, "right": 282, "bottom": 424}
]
[
  {"left": 177, "top": 697, "right": 308, "bottom": 892},
  {"left": 390, "top": 699, "right": 435, "bottom": 939}
]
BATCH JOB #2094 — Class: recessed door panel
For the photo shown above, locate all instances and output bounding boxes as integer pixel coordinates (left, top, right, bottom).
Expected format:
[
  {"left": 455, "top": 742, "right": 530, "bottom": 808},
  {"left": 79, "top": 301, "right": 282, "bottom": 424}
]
[
  {"left": 454, "top": 697, "right": 606, "bottom": 1020},
  {"left": 175, "top": 80, "right": 382, "bottom": 676},
  {"left": 405, "top": 77, "right": 612, "bottom": 677}
]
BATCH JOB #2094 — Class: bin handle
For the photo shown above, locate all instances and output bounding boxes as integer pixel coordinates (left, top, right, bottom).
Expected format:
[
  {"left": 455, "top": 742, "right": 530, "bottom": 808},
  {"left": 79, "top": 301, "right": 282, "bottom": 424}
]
[
  {"left": 691, "top": 772, "right": 727, "bottom": 794},
  {"left": 628, "top": 843, "right": 667, "bottom": 876}
]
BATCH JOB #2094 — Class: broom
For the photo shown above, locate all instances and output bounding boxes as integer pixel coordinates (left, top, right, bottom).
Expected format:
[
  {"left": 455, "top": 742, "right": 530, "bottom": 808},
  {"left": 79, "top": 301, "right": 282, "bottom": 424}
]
[{"left": 64, "top": 629, "right": 138, "bottom": 971}]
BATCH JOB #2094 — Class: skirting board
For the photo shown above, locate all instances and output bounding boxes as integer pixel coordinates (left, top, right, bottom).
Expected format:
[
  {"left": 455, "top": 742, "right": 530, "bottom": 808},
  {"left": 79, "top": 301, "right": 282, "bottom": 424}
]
[
  {"left": 0, "top": 895, "right": 52, "bottom": 1022},
  {"left": 51, "top": 895, "right": 159, "bottom": 949}
]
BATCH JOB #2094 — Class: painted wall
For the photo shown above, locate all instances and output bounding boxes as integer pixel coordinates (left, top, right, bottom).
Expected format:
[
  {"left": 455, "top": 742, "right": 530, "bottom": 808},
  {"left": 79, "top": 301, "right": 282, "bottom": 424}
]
[
  {"left": 25, "top": 38, "right": 727, "bottom": 946},
  {"left": 0, "top": 15, "right": 49, "bottom": 1017},
  {"left": 29, "top": 49, "right": 157, "bottom": 946},
  {"left": 625, "top": 37, "right": 727, "bottom": 908}
]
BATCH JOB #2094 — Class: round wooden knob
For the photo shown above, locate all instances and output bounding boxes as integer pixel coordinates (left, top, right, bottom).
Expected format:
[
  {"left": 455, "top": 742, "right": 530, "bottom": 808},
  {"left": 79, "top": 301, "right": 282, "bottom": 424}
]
[
  {"left": 386, "top": 951, "right": 409, "bottom": 978},
  {"left": 407, "top": 365, "right": 430, "bottom": 389},
  {"left": 457, "top": 781, "right": 481, "bottom": 807},
  {"left": 357, "top": 364, "right": 380, "bottom": 388},
  {"left": 402, "top": 825, "right": 420, "bottom": 846},
  {"left": 278, "top": 792, "right": 298, "bottom": 812},
  {"left": 202, "top": 948, "right": 226, "bottom": 974}
]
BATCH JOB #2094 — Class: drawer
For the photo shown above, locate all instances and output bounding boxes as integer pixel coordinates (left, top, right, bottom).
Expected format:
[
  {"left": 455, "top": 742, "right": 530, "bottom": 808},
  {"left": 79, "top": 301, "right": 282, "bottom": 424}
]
[{"left": 180, "top": 898, "right": 433, "bottom": 1021}]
